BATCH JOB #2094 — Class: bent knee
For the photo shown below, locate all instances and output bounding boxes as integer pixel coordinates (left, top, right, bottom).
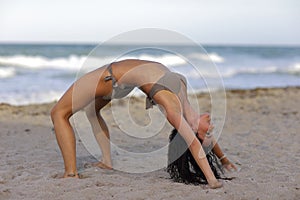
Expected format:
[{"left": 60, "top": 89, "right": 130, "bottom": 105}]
[{"left": 50, "top": 105, "right": 71, "bottom": 122}]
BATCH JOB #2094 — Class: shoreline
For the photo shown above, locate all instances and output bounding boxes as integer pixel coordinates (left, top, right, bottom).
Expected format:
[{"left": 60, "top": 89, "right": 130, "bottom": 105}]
[{"left": 0, "top": 87, "right": 299, "bottom": 199}]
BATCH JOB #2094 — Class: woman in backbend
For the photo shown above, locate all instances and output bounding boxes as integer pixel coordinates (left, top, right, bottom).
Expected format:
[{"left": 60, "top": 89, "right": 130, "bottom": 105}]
[{"left": 51, "top": 59, "right": 236, "bottom": 189}]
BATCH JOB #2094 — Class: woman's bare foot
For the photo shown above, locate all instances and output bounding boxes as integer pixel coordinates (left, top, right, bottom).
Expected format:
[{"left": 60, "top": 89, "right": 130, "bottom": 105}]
[
  {"left": 92, "top": 161, "right": 113, "bottom": 170},
  {"left": 63, "top": 172, "right": 80, "bottom": 178}
]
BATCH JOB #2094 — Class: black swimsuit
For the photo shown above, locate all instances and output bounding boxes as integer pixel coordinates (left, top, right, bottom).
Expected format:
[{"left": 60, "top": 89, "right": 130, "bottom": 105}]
[
  {"left": 102, "top": 64, "right": 136, "bottom": 100},
  {"left": 145, "top": 72, "right": 187, "bottom": 109},
  {"left": 103, "top": 64, "right": 187, "bottom": 109}
]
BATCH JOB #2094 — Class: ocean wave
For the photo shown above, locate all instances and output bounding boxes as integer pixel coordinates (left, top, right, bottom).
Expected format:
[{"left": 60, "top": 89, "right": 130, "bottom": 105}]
[
  {"left": 225, "top": 64, "right": 300, "bottom": 77},
  {"left": 221, "top": 66, "right": 278, "bottom": 78},
  {"left": 0, "top": 55, "right": 87, "bottom": 70},
  {"left": 0, "top": 67, "right": 16, "bottom": 78},
  {"left": 228, "top": 64, "right": 300, "bottom": 77},
  {"left": 1, "top": 54, "right": 299, "bottom": 79},
  {"left": 0, "top": 54, "right": 185, "bottom": 72},
  {"left": 117, "top": 54, "right": 186, "bottom": 66},
  {"left": 130, "top": 53, "right": 225, "bottom": 65},
  {"left": 189, "top": 52, "right": 225, "bottom": 63},
  {"left": 184, "top": 63, "right": 300, "bottom": 79},
  {"left": 287, "top": 63, "right": 300, "bottom": 75},
  {"left": 0, "top": 90, "right": 63, "bottom": 105},
  {"left": 0, "top": 53, "right": 224, "bottom": 72}
]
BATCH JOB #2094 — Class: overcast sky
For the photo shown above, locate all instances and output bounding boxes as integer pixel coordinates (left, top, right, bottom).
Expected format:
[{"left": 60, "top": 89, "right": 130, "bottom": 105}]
[{"left": 0, "top": 0, "right": 299, "bottom": 45}]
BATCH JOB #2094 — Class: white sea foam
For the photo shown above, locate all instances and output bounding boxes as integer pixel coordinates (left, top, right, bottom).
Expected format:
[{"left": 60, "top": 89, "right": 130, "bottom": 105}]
[
  {"left": 116, "top": 54, "right": 186, "bottom": 66},
  {"left": 189, "top": 52, "right": 225, "bottom": 63},
  {"left": 287, "top": 63, "right": 300, "bottom": 74},
  {"left": 0, "top": 55, "right": 86, "bottom": 71},
  {"left": 184, "top": 63, "right": 300, "bottom": 79},
  {"left": 220, "top": 66, "right": 279, "bottom": 77},
  {"left": 1, "top": 54, "right": 298, "bottom": 80},
  {"left": 0, "top": 90, "right": 63, "bottom": 105},
  {"left": 0, "top": 53, "right": 219, "bottom": 72},
  {"left": 0, "top": 53, "right": 299, "bottom": 78},
  {"left": 0, "top": 67, "right": 16, "bottom": 78}
]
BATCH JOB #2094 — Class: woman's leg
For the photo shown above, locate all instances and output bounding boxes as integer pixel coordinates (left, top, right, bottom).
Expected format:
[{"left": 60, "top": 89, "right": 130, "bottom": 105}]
[
  {"left": 85, "top": 97, "right": 112, "bottom": 169},
  {"left": 51, "top": 85, "right": 83, "bottom": 178},
  {"left": 51, "top": 69, "right": 109, "bottom": 177},
  {"left": 153, "top": 91, "right": 222, "bottom": 188}
]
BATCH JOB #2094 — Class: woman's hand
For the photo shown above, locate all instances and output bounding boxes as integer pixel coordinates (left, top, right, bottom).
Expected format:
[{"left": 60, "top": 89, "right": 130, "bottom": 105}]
[
  {"left": 221, "top": 157, "right": 237, "bottom": 172},
  {"left": 207, "top": 179, "right": 223, "bottom": 189}
]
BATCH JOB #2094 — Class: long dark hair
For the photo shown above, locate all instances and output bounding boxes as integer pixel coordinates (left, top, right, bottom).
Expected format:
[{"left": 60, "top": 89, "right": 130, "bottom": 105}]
[{"left": 167, "top": 129, "right": 223, "bottom": 185}]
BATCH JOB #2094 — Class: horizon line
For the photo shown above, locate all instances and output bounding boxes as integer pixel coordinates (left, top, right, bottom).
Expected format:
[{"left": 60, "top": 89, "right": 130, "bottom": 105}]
[{"left": 0, "top": 41, "right": 300, "bottom": 47}]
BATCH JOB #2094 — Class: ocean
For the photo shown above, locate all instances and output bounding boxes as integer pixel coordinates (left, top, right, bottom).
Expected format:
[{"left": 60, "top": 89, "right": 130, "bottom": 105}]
[{"left": 0, "top": 43, "right": 299, "bottom": 105}]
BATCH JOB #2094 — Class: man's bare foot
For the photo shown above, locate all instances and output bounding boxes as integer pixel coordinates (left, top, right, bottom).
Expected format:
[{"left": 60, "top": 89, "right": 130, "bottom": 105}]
[{"left": 207, "top": 179, "right": 223, "bottom": 189}]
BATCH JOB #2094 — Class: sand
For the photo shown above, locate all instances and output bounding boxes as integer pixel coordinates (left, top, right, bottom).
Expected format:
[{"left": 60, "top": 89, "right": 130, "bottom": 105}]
[{"left": 0, "top": 87, "right": 299, "bottom": 200}]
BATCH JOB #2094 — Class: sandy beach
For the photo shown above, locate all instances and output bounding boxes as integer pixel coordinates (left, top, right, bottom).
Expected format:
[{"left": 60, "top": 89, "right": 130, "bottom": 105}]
[{"left": 0, "top": 87, "right": 299, "bottom": 200}]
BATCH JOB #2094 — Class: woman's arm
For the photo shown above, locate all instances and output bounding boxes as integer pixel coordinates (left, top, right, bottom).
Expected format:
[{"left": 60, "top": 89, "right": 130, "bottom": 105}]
[
  {"left": 154, "top": 91, "right": 223, "bottom": 189},
  {"left": 211, "top": 137, "right": 237, "bottom": 171},
  {"left": 175, "top": 114, "right": 223, "bottom": 188}
]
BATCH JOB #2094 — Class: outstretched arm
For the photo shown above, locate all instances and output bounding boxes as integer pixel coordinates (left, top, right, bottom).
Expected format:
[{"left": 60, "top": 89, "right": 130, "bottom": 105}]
[
  {"left": 175, "top": 115, "right": 223, "bottom": 188},
  {"left": 154, "top": 91, "right": 223, "bottom": 189}
]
